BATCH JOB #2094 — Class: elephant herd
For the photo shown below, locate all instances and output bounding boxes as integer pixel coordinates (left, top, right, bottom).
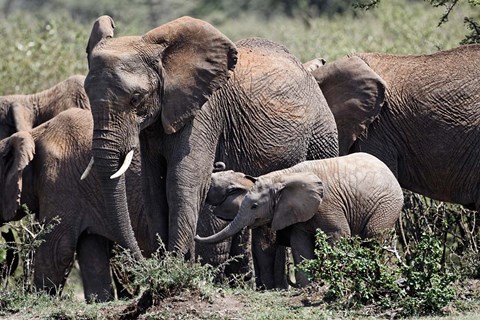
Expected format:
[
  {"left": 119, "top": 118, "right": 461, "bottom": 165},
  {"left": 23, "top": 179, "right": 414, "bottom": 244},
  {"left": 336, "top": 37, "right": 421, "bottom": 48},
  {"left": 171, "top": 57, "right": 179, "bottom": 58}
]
[{"left": 0, "top": 15, "right": 479, "bottom": 302}]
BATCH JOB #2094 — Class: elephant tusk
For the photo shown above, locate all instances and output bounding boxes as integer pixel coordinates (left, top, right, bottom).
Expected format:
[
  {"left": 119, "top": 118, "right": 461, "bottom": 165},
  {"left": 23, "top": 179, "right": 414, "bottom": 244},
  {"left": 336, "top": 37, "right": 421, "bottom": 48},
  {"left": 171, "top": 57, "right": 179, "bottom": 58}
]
[
  {"left": 110, "top": 150, "right": 134, "bottom": 179},
  {"left": 194, "top": 235, "right": 207, "bottom": 242},
  {"left": 80, "top": 157, "right": 94, "bottom": 181}
]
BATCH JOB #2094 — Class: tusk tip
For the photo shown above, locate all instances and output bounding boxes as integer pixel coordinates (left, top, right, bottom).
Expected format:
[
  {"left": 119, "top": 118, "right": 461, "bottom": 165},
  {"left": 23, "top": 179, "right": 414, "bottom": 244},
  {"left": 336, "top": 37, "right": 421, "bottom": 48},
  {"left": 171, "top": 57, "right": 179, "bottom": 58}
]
[
  {"left": 109, "top": 150, "right": 135, "bottom": 179},
  {"left": 80, "top": 157, "right": 94, "bottom": 181},
  {"left": 110, "top": 172, "right": 121, "bottom": 179}
]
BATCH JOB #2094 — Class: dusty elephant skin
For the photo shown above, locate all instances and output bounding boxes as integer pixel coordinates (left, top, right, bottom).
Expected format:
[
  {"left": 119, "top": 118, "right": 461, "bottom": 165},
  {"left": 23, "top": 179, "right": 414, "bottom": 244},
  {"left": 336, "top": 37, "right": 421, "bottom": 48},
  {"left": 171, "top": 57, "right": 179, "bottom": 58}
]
[
  {"left": 84, "top": 16, "right": 338, "bottom": 289},
  {"left": 306, "top": 44, "right": 480, "bottom": 211},
  {"left": 0, "top": 75, "right": 89, "bottom": 141},
  {"left": 0, "top": 109, "right": 149, "bottom": 302},
  {"left": 0, "top": 75, "right": 90, "bottom": 280},
  {"left": 196, "top": 153, "right": 404, "bottom": 286}
]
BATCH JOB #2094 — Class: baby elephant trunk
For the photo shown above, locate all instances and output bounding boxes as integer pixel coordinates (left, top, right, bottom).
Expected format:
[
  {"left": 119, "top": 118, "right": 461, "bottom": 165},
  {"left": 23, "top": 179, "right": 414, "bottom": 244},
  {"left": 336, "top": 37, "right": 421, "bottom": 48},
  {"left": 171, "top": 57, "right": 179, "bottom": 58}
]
[{"left": 195, "top": 209, "right": 253, "bottom": 244}]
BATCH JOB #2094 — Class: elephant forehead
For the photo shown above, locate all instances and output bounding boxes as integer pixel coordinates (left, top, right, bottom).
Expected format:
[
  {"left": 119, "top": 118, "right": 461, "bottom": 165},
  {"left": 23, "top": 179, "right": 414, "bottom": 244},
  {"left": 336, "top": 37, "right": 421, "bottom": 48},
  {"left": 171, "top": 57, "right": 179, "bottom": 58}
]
[
  {"left": 250, "top": 179, "right": 272, "bottom": 195},
  {"left": 90, "top": 37, "right": 155, "bottom": 70}
]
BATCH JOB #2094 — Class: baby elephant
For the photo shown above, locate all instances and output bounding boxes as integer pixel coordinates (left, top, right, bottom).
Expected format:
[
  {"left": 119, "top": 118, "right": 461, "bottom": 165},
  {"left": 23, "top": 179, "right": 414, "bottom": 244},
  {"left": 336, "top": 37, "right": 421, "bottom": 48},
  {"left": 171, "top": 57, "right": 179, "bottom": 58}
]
[{"left": 196, "top": 153, "right": 404, "bottom": 286}]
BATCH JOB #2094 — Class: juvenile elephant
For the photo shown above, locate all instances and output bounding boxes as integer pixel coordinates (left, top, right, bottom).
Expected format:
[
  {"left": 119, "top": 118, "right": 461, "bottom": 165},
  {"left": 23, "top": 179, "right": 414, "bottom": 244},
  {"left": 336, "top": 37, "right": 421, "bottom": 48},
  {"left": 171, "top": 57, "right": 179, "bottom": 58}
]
[
  {"left": 0, "top": 108, "right": 148, "bottom": 302},
  {"left": 196, "top": 153, "right": 404, "bottom": 286},
  {"left": 305, "top": 44, "right": 480, "bottom": 211},
  {"left": 83, "top": 16, "right": 338, "bottom": 288},
  {"left": 0, "top": 75, "right": 89, "bottom": 140},
  {"left": 0, "top": 74, "right": 89, "bottom": 278}
]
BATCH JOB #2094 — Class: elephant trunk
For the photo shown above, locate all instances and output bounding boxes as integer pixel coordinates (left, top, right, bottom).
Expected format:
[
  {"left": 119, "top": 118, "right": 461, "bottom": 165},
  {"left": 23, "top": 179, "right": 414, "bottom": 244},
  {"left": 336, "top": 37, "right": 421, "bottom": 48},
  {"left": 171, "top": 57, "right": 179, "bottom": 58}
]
[
  {"left": 92, "top": 136, "right": 142, "bottom": 260},
  {"left": 195, "top": 208, "right": 254, "bottom": 244}
]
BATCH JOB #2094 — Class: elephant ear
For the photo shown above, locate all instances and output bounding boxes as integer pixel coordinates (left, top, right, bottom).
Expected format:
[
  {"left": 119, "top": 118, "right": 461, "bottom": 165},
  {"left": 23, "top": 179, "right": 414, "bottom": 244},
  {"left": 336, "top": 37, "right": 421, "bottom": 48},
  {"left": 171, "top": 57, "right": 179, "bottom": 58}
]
[
  {"left": 310, "top": 56, "right": 386, "bottom": 154},
  {"left": 0, "top": 131, "right": 35, "bottom": 222},
  {"left": 271, "top": 172, "right": 324, "bottom": 232},
  {"left": 11, "top": 101, "right": 33, "bottom": 132},
  {"left": 143, "top": 16, "right": 238, "bottom": 134},
  {"left": 86, "top": 15, "right": 115, "bottom": 65}
]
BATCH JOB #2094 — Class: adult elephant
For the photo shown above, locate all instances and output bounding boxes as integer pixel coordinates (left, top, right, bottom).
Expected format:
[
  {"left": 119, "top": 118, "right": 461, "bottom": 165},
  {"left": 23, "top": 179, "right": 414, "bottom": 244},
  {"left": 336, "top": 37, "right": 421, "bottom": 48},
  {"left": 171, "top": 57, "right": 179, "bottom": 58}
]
[
  {"left": 306, "top": 44, "right": 480, "bottom": 210},
  {"left": 0, "top": 75, "right": 89, "bottom": 140},
  {"left": 0, "top": 75, "right": 90, "bottom": 279},
  {"left": 0, "top": 108, "right": 149, "bottom": 302},
  {"left": 83, "top": 16, "right": 338, "bottom": 288}
]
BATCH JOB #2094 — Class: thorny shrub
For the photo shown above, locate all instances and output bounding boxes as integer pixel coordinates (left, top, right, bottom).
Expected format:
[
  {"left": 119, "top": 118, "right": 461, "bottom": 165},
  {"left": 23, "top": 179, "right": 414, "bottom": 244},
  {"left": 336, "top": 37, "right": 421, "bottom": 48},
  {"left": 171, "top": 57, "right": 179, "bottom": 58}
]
[
  {"left": 0, "top": 208, "right": 61, "bottom": 313},
  {"left": 111, "top": 237, "right": 217, "bottom": 303},
  {"left": 300, "top": 191, "right": 479, "bottom": 317}
]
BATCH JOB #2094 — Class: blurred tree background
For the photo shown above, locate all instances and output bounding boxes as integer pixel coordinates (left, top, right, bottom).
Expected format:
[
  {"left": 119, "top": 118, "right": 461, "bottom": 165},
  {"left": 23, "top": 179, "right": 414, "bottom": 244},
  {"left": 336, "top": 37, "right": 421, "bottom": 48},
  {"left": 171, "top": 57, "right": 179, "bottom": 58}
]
[{"left": 0, "top": 0, "right": 477, "bottom": 93}]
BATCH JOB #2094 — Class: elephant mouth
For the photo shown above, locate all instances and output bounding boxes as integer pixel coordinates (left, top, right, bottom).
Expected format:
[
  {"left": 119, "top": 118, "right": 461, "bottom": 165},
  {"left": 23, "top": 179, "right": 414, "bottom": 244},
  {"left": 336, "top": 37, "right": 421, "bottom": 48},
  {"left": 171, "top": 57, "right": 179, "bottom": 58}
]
[{"left": 252, "top": 218, "right": 270, "bottom": 229}]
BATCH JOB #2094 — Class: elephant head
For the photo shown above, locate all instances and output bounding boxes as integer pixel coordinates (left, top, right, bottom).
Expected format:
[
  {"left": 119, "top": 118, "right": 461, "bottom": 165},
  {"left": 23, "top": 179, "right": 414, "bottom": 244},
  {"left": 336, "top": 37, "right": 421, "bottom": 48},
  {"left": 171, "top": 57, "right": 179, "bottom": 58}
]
[
  {"left": 83, "top": 16, "right": 237, "bottom": 257},
  {"left": 305, "top": 56, "right": 386, "bottom": 155},
  {"left": 0, "top": 75, "right": 88, "bottom": 141},
  {"left": 0, "top": 131, "right": 35, "bottom": 223},
  {"left": 206, "top": 170, "right": 256, "bottom": 221},
  {"left": 196, "top": 172, "right": 324, "bottom": 243}
]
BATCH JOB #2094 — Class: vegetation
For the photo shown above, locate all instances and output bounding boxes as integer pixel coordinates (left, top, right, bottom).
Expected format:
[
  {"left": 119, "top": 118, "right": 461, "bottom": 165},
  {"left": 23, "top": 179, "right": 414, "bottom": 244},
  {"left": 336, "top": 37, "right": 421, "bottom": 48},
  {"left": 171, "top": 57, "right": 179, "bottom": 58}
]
[
  {"left": 0, "top": 0, "right": 479, "bottom": 318},
  {"left": 299, "top": 192, "right": 480, "bottom": 317},
  {"left": 300, "top": 231, "right": 458, "bottom": 317}
]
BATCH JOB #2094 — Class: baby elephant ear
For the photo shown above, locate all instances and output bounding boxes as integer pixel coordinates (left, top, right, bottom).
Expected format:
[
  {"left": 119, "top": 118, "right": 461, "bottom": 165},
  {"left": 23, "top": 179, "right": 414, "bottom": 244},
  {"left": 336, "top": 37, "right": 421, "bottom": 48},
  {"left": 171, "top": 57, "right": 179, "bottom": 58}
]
[
  {"left": 271, "top": 172, "right": 324, "bottom": 232},
  {"left": 86, "top": 15, "right": 115, "bottom": 65},
  {"left": 0, "top": 132, "right": 35, "bottom": 222}
]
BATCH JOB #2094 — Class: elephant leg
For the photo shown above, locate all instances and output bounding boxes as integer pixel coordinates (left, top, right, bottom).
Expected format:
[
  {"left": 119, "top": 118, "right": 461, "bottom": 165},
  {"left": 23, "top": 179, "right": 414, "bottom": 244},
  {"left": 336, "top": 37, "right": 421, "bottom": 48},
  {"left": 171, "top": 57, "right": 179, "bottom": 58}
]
[
  {"left": 33, "top": 231, "right": 75, "bottom": 296},
  {"left": 77, "top": 233, "right": 114, "bottom": 302},
  {"left": 196, "top": 205, "right": 233, "bottom": 282},
  {"left": 273, "top": 245, "right": 288, "bottom": 289},
  {"left": 290, "top": 227, "right": 316, "bottom": 288},
  {"left": 251, "top": 226, "right": 287, "bottom": 290}
]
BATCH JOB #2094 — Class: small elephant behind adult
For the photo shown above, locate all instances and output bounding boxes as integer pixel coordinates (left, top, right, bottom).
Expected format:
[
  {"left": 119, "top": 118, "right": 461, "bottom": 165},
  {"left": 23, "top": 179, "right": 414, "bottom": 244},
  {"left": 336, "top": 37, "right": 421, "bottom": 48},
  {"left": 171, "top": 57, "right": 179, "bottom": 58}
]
[
  {"left": 0, "top": 108, "right": 149, "bottom": 302},
  {"left": 0, "top": 75, "right": 89, "bottom": 140},
  {"left": 196, "top": 153, "right": 404, "bottom": 286},
  {"left": 202, "top": 170, "right": 288, "bottom": 288}
]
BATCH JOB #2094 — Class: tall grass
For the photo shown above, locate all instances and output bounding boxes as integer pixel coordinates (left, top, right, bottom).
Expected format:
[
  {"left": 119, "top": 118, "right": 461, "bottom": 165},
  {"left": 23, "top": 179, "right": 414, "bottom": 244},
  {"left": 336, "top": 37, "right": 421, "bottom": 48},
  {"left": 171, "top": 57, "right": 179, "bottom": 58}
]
[
  {"left": 218, "top": 0, "right": 470, "bottom": 61},
  {"left": 0, "top": 0, "right": 470, "bottom": 95},
  {"left": 0, "top": 13, "right": 88, "bottom": 94}
]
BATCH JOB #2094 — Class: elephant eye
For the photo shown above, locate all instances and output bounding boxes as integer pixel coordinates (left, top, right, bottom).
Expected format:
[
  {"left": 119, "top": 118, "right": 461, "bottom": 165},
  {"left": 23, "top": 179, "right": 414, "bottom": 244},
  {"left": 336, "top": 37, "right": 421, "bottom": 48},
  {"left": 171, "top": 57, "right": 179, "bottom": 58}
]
[
  {"left": 251, "top": 203, "right": 258, "bottom": 210},
  {"left": 130, "top": 92, "right": 145, "bottom": 107},
  {"left": 226, "top": 188, "right": 240, "bottom": 196}
]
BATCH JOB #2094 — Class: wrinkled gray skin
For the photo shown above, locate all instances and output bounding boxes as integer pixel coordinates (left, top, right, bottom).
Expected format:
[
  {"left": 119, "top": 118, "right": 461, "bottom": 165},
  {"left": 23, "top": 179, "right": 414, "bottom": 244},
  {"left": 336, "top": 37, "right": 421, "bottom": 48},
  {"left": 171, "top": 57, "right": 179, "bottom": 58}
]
[
  {"left": 84, "top": 16, "right": 338, "bottom": 289},
  {"left": 196, "top": 206, "right": 254, "bottom": 285},
  {"left": 305, "top": 44, "right": 480, "bottom": 211},
  {"left": 0, "top": 109, "right": 149, "bottom": 302},
  {"left": 0, "top": 75, "right": 89, "bottom": 280},
  {"left": 196, "top": 163, "right": 254, "bottom": 285},
  {"left": 0, "top": 75, "right": 89, "bottom": 141},
  {"left": 196, "top": 153, "right": 404, "bottom": 286},
  {"left": 202, "top": 171, "right": 287, "bottom": 287}
]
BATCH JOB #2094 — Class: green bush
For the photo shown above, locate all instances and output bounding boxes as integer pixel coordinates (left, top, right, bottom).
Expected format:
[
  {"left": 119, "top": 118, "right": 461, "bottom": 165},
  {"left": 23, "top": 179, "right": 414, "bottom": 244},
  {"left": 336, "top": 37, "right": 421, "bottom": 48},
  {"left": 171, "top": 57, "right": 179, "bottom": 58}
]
[
  {"left": 0, "top": 12, "right": 88, "bottom": 95},
  {"left": 0, "top": 208, "right": 61, "bottom": 293},
  {"left": 300, "top": 229, "right": 458, "bottom": 317},
  {"left": 111, "top": 238, "right": 216, "bottom": 301}
]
